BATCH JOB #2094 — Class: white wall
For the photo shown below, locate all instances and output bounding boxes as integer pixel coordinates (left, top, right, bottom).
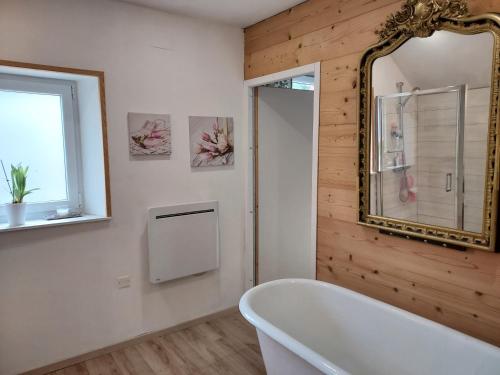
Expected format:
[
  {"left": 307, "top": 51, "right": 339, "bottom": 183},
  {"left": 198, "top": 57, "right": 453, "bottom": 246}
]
[
  {"left": 0, "top": 0, "right": 244, "bottom": 373},
  {"left": 372, "top": 55, "right": 413, "bottom": 98},
  {"left": 257, "top": 86, "right": 313, "bottom": 283}
]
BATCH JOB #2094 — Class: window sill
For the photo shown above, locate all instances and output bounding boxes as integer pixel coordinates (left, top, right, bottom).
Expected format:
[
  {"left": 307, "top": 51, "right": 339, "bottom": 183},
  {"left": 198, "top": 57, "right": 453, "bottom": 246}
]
[{"left": 0, "top": 214, "right": 111, "bottom": 233}]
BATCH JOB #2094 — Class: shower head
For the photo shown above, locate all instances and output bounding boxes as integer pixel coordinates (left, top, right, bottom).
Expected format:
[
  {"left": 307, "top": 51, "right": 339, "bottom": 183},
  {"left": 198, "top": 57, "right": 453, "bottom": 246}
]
[{"left": 401, "top": 86, "right": 420, "bottom": 106}]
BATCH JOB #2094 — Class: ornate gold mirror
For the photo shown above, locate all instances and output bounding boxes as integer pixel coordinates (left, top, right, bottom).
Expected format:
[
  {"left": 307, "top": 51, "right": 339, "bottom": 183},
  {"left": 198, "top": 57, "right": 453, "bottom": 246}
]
[{"left": 358, "top": 0, "right": 500, "bottom": 251}]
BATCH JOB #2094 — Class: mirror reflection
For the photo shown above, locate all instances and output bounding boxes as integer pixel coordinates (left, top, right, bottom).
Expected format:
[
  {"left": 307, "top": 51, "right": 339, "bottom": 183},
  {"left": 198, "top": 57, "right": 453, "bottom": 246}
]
[{"left": 370, "top": 30, "right": 494, "bottom": 233}]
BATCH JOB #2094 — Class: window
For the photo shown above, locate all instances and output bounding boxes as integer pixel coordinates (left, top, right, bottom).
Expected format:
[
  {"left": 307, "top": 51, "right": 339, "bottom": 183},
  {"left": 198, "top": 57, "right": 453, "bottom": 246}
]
[
  {"left": 0, "top": 61, "right": 111, "bottom": 231},
  {"left": 264, "top": 75, "right": 315, "bottom": 91},
  {"left": 291, "top": 75, "right": 314, "bottom": 91},
  {"left": 0, "top": 74, "right": 82, "bottom": 221}
]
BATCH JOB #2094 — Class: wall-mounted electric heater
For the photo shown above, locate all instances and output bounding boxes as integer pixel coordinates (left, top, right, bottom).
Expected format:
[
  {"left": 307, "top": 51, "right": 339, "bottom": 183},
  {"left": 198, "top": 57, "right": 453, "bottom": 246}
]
[{"left": 148, "top": 201, "right": 219, "bottom": 284}]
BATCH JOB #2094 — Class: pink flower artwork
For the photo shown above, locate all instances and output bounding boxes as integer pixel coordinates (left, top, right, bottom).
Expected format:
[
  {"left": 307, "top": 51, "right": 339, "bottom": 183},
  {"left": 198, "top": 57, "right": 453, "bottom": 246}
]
[
  {"left": 189, "top": 116, "right": 234, "bottom": 167},
  {"left": 128, "top": 113, "right": 171, "bottom": 156}
]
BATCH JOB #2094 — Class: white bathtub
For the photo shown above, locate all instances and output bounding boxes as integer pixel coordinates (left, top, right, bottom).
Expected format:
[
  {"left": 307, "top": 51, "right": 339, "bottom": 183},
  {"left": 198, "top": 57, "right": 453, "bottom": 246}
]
[{"left": 239, "top": 279, "right": 500, "bottom": 375}]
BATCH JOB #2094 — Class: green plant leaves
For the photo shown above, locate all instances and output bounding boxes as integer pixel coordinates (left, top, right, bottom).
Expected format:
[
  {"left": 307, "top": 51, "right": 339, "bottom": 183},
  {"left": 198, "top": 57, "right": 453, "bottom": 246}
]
[{"left": 10, "top": 164, "right": 39, "bottom": 204}]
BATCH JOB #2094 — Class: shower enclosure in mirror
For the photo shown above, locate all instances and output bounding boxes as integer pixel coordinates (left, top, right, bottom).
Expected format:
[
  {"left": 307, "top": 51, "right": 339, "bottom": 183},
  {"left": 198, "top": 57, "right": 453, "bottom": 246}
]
[
  {"left": 372, "top": 84, "right": 483, "bottom": 231},
  {"left": 358, "top": 0, "right": 500, "bottom": 251}
]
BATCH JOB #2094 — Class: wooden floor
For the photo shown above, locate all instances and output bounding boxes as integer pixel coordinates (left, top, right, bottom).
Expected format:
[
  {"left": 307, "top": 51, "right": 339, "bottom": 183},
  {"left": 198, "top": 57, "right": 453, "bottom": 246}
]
[{"left": 48, "top": 312, "right": 266, "bottom": 375}]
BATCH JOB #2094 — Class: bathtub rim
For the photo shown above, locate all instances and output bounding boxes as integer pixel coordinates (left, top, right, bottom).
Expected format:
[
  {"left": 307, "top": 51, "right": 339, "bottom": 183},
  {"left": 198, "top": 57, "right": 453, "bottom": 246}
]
[
  {"left": 239, "top": 278, "right": 500, "bottom": 375},
  {"left": 239, "top": 279, "right": 350, "bottom": 375}
]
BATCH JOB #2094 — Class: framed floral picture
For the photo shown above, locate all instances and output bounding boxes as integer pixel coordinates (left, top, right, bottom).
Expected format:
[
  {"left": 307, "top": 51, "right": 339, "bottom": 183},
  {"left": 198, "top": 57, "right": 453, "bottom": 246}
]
[
  {"left": 189, "top": 116, "right": 234, "bottom": 167},
  {"left": 128, "top": 113, "right": 171, "bottom": 156}
]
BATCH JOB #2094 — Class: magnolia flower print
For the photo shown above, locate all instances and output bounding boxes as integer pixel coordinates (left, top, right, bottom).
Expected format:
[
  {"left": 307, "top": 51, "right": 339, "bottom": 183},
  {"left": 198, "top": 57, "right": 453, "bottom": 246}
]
[
  {"left": 131, "top": 119, "right": 168, "bottom": 149},
  {"left": 128, "top": 114, "right": 171, "bottom": 156},
  {"left": 190, "top": 117, "right": 234, "bottom": 167}
]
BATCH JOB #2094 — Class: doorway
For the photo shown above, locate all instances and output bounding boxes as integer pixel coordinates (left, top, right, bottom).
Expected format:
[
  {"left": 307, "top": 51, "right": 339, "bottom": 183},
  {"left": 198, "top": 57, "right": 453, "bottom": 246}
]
[{"left": 243, "top": 63, "right": 320, "bottom": 288}]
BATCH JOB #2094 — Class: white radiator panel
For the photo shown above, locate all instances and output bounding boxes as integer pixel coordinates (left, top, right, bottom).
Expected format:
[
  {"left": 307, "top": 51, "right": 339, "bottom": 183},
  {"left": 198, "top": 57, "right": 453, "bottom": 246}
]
[{"left": 148, "top": 201, "right": 219, "bottom": 284}]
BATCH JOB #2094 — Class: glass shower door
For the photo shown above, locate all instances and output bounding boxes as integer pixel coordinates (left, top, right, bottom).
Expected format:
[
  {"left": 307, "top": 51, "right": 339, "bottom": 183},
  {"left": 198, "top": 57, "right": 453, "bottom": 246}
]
[
  {"left": 415, "top": 87, "right": 464, "bottom": 230},
  {"left": 372, "top": 85, "right": 465, "bottom": 230}
]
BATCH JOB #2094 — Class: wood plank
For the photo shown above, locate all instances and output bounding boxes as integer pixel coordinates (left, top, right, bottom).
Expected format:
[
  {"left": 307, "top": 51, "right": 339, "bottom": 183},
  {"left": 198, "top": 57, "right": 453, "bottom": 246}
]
[
  {"left": 317, "top": 217, "right": 500, "bottom": 285},
  {"left": 85, "top": 354, "right": 123, "bottom": 375},
  {"left": 186, "top": 325, "right": 239, "bottom": 362},
  {"left": 209, "top": 348, "right": 265, "bottom": 375},
  {"left": 245, "top": 2, "right": 402, "bottom": 79},
  {"left": 191, "top": 323, "right": 261, "bottom": 367},
  {"left": 50, "top": 364, "right": 89, "bottom": 375},
  {"left": 245, "top": 0, "right": 498, "bottom": 56},
  {"left": 320, "top": 54, "right": 361, "bottom": 92},
  {"left": 139, "top": 338, "right": 194, "bottom": 375},
  {"left": 245, "top": 0, "right": 403, "bottom": 54},
  {"left": 153, "top": 335, "right": 203, "bottom": 375},
  {"left": 318, "top": 202, "right": 357, "bottom": 221},
  {"left": 134, "top": 341, "right": 177, "bottom": 375},
  {"left": 317, "top": 153, "right": 358, "bottom": 190},
  {"left": 207, "top": 317, "right": 259, "bottom": 350},
  {"left": 317, "top": 184, "right": 357, "bottom": 221},
  {"left": 318, "top": 185, "right": 357, "bottom": 206},
  {"left": 321, "top": 89, "right": 357, "bottom": 112},
  {"left": 318, "top": 123, "right": 357, "bottom": 148},
  {"left": 468, "top": 0, "right": 500, "bottom": 13},
  {"left": 111, "top": 347, "right": 155, "bottom": 375}
]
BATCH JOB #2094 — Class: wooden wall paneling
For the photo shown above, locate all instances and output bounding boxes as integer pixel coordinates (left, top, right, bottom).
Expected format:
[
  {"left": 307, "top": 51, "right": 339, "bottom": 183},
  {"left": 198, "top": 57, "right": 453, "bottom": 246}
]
[
  {"left": 316, "top": 216, "right": 500, "bottom": 344},
  {"left": 244, "top": 0, "right": 495, "bottom": 55},
  {"left": 318, "top": 123, "right": 357, "bottom": 149},
  {"left": 245, "top": 0, "right": 403, "bottom": 55},
  {"left": 469, "top": 0, "right": 500, "bottom": 13},
  {"left": 245, "top": 2, "right": 402, "bottom": 79},
  {"left": 245, "top": 1, "right": 499, "bottom": 79},
  {"left": 245, "top": 0, "right": 500, "bottom": 347}
]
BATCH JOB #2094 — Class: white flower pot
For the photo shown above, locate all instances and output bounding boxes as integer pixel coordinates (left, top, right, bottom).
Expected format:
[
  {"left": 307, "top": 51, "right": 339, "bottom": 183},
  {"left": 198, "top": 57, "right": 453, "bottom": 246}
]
[{"left": 6, "top": 203, "right": 27, "bottom": 227}]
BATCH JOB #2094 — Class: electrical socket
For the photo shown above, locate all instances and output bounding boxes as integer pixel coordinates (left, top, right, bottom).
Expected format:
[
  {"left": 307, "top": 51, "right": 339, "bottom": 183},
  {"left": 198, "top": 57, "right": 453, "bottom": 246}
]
[{"left": 116, "top": 275, "right": 131, "bottom": 288}]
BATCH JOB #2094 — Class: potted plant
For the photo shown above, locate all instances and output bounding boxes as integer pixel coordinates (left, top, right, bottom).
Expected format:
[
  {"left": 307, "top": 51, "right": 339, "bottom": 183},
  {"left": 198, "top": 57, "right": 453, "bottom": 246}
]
[{"left": 1, "top": 161, "right": 38, "bottom": 226}]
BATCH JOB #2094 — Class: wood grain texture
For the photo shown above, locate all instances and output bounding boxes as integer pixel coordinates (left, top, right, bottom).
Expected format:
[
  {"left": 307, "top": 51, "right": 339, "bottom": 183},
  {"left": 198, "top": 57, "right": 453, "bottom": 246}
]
[
  {"left": 23, "top": 307, "right": 240, "bottom": 375},
  {"left": 245, "top": 0, "right": 500, "bottom": 346},
  {"left": 43, "top": 312, "right": 264, "bottom": 375},
  {"left": 245, "top": 0, "right": 499, "bottom": 56}
]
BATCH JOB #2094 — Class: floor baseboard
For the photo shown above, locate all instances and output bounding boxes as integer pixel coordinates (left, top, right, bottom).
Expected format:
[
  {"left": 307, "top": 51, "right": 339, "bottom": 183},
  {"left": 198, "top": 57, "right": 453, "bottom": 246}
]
[{"left": 21, "top": 306, "right": 239, "bottom": 375}]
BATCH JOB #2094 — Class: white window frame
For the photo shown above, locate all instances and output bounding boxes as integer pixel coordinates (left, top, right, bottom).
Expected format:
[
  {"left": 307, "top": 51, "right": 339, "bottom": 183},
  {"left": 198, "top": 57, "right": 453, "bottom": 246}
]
[{"left": 0, "top": 73, "right": 83, "bottom": 221}]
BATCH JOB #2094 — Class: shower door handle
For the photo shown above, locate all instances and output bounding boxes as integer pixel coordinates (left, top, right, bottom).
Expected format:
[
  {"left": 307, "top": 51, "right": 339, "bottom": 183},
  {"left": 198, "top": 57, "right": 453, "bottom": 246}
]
[{"left": 445, "top": 173, "right": 452, "bottom": 192}]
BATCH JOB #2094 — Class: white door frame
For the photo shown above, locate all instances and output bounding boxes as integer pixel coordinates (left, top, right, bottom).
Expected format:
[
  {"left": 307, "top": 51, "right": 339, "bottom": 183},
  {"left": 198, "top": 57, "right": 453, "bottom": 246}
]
[{"left": 243, "top": 62, "right": 321, "bottom": 290}]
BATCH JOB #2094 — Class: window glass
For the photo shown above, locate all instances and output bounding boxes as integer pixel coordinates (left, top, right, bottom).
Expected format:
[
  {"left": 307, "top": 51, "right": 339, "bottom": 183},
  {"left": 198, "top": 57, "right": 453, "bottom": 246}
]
[
  {"left": 0, "top": 90, "right": 68, "bottom": 204},
  {"left": 292, "top": 76, "right": 314, "bottom": 91}
]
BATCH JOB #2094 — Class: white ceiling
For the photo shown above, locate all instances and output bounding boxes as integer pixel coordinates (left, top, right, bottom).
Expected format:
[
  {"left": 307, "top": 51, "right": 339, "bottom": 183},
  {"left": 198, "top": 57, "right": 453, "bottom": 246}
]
[
  {"left": 391, "top": 31, "right": 494, "bottom": 90},
  {"left": 118, "top": 0, "right": 304, "bottom": 27}
]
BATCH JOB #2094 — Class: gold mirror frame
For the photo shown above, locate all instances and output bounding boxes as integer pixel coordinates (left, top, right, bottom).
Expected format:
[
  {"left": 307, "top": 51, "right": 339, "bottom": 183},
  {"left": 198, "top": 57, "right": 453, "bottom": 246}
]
[{"left": 358, "top": 0, "right": 500, "bottom": 251}]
